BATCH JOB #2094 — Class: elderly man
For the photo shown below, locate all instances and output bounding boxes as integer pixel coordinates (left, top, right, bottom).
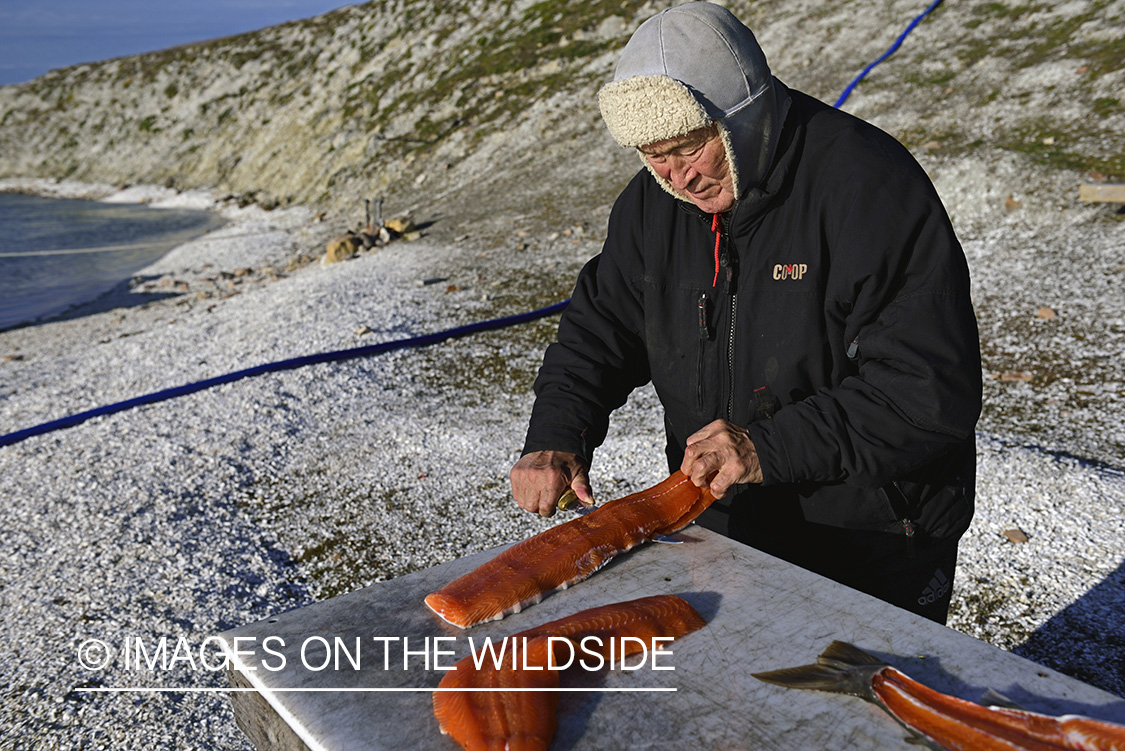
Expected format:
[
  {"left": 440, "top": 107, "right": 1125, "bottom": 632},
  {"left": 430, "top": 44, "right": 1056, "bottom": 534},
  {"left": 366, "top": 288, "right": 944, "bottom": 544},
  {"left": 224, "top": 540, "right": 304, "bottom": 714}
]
[{"left": 510, "top": 2, "right": 981, "bottom": 624}]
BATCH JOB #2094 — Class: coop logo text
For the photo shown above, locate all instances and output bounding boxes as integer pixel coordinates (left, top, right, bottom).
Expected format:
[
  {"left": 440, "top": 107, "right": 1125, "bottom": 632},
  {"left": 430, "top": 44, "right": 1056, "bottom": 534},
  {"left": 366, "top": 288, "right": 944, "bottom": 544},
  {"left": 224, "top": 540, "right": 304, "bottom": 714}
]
[{"left": 773, "top": 263, "right": 808, "bottom": 281}]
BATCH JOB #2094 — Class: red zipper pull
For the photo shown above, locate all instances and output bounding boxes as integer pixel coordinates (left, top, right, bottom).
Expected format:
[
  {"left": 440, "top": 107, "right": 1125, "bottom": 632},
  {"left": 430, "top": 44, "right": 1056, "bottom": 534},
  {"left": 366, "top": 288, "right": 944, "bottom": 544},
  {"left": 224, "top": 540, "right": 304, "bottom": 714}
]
[{"left": 711, "top": 213, "right": 721, "bottom": 287}]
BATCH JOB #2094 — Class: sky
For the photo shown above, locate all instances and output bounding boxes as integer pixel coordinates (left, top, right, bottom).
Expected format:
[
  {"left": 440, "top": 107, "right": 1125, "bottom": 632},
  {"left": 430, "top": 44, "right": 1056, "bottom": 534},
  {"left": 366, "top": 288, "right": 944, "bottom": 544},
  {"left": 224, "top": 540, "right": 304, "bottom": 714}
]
[{"left": 0, "top": 1, "right": 352, "bottom": 86}]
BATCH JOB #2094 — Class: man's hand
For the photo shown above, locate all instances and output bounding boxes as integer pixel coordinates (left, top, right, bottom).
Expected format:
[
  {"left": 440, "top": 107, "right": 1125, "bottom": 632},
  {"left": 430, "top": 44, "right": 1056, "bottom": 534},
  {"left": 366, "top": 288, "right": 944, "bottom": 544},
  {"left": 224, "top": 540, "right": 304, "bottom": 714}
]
[
  {"left": 680, "top": 419, "right": 763, "bottom": 498},
  {"left": 510, "top": 450, "right": 593, "bottom": 517}
]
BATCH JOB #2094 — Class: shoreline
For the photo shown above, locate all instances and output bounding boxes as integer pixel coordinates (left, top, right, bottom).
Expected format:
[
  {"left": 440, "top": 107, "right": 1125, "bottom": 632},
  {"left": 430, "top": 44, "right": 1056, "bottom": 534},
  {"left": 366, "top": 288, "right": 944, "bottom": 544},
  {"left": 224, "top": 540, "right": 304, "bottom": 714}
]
[
  {"left": 0, "top": 179, "right": 1122, "bottom": 749},
  {"left": 0, "top": 190, "right": 228, "bottom": 332}
]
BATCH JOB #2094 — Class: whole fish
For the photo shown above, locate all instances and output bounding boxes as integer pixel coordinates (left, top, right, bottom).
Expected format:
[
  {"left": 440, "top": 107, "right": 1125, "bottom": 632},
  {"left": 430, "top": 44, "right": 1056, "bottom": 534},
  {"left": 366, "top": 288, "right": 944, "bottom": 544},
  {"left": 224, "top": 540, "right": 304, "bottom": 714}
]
[
  {"left": 753, "top": 641, "right": 1125, "bottom": 751},
  {"left": 426, "top": 471, "right": 715, "bottom": 629},
  {"left": 433, "top": 594, "right": 706, "bottom": 751}
]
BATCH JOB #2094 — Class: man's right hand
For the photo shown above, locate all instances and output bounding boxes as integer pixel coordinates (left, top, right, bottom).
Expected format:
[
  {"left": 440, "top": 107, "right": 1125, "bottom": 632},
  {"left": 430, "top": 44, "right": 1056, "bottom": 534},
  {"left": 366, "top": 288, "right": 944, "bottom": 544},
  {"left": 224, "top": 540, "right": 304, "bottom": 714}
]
[{"left": 510, "top": 450, "right": 593, "bottom": 517}]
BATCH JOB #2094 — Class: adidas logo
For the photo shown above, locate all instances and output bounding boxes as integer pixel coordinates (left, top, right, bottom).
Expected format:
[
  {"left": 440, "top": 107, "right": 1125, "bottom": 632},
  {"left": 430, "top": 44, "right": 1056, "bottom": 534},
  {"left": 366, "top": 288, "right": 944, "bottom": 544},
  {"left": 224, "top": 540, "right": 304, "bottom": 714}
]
[{"left": 917, "top": 568, "right": 950, "bottom": 605}]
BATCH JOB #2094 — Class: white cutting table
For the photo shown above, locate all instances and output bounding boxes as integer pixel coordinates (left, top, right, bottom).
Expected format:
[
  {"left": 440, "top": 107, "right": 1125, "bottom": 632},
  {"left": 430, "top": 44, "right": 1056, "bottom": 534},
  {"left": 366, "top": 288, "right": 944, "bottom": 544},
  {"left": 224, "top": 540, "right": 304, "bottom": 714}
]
[{"left": 219, "top": 527, "right": 1125, "bottom": 750}]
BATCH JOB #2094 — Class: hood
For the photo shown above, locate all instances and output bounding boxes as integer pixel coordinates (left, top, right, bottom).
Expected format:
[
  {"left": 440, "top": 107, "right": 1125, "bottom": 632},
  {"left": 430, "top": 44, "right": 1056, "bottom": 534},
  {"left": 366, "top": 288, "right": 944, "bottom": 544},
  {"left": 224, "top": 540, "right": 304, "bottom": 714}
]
[{"left": 598, "top": 2, "right": 788, "bottom": 203}]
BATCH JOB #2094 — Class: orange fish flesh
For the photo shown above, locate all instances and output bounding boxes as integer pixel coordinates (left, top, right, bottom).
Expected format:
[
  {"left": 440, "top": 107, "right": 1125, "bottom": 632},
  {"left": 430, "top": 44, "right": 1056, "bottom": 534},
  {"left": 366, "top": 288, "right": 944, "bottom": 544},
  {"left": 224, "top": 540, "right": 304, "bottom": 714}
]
[
  {"left": 425, "top": 471, "right": 715, "bottom": 629},
  {"left": 433, "top": 594, "right": 706, "bottom": 751},
  {"left": 753, "top": 641, "right": 1125, "bottom": 751}
]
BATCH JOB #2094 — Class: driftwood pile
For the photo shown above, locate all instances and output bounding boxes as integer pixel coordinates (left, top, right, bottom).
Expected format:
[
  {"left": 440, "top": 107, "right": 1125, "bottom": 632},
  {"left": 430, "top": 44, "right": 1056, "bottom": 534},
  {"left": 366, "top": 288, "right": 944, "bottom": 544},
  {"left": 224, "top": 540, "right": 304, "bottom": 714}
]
[{"left": 322, "top": 215, "right": 419, "bottom": 265}]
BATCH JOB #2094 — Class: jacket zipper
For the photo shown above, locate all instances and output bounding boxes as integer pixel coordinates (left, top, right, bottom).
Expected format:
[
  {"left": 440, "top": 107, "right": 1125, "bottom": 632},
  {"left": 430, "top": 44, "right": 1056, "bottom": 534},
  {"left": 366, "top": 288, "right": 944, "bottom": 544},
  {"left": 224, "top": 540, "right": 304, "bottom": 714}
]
[
  {"left": 697, "top": 292, "right": 709, "bottom": 411},
  {"left": 884, "top": 480, "right": 917, "bottom": 559},
  {"left": 717, "top": 213, "right": 737, "bottom": 421},
  {"left": 726, "top": 293, "right": 737, "bottom": 420},
  {"left": 895, "top": 480, "right": 916, "bottom": 558}
]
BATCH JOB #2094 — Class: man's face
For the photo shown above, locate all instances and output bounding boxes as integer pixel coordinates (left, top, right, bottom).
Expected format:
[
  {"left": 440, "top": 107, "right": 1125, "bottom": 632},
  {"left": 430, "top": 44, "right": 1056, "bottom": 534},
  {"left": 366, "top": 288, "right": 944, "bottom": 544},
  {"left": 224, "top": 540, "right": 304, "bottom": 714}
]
[{"left": 639, "top": 126, "right": 735, "bottom": 213}]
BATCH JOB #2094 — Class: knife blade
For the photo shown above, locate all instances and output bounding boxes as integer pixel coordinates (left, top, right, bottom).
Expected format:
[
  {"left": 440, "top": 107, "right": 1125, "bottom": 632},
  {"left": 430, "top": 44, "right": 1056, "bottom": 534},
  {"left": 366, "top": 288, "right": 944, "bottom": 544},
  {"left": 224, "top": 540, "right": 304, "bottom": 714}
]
[{"left": 556, "top": 488, "right": 683, "bottom": 544}]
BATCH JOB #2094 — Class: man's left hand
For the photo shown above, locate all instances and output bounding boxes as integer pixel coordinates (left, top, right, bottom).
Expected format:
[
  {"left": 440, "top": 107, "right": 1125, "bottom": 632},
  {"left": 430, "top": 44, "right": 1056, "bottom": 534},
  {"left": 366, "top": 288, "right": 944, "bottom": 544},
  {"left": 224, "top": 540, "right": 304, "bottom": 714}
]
[{"left": 680, "top": 419, "right": 763, "bottom": 498}]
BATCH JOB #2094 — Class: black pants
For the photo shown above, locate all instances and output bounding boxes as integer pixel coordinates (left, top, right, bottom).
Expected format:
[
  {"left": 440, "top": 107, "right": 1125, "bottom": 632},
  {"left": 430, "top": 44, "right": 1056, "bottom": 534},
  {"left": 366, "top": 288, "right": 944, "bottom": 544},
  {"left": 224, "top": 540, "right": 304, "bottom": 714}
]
[{"left": 697, "top": 497, "right": 960, "bottom": 625}]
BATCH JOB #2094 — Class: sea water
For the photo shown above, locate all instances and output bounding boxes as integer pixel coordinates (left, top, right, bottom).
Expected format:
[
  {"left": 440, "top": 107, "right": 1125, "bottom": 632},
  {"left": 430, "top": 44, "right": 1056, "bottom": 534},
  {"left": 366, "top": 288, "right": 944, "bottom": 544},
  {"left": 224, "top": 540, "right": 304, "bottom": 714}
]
[{"left": 0, "top": 193, "right": 224, "bottom": 330}]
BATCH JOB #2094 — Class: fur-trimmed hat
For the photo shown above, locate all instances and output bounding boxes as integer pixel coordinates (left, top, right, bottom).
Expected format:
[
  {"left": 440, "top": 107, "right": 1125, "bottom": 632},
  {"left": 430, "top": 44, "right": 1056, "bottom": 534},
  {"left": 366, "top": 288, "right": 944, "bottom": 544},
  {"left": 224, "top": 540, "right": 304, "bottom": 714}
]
[{"left": 598, "top": 2, "right": 785, "bottom": 203}]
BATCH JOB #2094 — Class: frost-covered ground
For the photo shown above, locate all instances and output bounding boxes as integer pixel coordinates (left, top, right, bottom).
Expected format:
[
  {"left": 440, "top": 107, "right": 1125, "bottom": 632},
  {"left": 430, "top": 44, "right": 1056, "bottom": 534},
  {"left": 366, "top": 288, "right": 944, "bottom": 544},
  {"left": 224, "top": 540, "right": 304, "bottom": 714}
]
[{"left": 0, "top": 164, "right": 1122, "bottom": 751}]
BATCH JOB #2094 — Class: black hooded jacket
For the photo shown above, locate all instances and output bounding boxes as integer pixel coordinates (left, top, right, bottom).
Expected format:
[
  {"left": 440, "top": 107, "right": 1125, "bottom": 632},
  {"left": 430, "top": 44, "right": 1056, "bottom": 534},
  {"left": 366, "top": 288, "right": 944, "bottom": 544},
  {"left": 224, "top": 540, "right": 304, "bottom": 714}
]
[{"left": 523, "top": 85, "right": 982, "bottom": 544}]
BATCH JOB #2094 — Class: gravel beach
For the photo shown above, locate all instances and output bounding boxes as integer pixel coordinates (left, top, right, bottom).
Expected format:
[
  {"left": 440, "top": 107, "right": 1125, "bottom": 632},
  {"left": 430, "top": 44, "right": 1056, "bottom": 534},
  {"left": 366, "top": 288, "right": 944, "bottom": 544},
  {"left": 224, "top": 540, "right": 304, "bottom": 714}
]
[{"left": 0, "top": 172, "right": 1122, "bottom": 749}]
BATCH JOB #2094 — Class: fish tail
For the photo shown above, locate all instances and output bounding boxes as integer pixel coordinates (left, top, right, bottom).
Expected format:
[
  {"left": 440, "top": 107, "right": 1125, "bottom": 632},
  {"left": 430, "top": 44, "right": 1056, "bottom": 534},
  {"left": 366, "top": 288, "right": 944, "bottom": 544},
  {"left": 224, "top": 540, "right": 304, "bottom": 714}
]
[{"left": 752, "top": 641, "right": 886, "bottom": 701}]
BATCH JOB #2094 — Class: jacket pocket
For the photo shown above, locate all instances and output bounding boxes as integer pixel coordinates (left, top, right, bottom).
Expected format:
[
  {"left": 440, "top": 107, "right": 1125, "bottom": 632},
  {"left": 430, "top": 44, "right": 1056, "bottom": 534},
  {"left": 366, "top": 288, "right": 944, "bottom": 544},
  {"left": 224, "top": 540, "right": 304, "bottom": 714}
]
[
  {"left": 644, "top": 281, "right": 719, "bottom": 422},
  {"left": 878, "top": 481, "right": 918, "bottom": 559},
  {"left": 882, "top": 478, "right": 973, "bottom": 542}
]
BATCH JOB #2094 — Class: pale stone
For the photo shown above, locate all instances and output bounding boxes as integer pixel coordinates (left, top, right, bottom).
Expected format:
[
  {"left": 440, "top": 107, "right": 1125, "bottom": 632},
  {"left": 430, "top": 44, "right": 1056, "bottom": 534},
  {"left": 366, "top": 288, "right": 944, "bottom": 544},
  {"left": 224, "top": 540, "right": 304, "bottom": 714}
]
[
  {"left": 323, "top": 234, "right": 360, "bottom": 264},
  {"left": 1004, "top": 527, "right": 1030, "bottom": 543}
]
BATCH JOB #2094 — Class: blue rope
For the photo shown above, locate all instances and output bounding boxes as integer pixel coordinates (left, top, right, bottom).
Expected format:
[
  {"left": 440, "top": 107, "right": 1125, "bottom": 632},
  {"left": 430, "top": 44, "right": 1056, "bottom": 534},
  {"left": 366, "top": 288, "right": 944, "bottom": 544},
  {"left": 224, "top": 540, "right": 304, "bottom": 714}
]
[
  {"left": 0, "top": 299, "right": 569, "bottom": 448},
  {"left": 834, "top": 0, "right": 944, "bottom": 109}
]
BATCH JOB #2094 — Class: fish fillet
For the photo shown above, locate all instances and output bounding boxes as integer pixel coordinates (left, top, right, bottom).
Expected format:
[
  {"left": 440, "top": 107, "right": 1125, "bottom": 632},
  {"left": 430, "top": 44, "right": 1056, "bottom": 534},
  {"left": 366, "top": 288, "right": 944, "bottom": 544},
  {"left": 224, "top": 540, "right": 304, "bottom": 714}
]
[
  {"left": 433, "top": 595, "right": 706, "bottom": 751},
  {"left": 425, "top": 471, "right": 715, "bottom": 629},
  {"left": 753, "top": 641, "right": 1125, "bottom": 751}
]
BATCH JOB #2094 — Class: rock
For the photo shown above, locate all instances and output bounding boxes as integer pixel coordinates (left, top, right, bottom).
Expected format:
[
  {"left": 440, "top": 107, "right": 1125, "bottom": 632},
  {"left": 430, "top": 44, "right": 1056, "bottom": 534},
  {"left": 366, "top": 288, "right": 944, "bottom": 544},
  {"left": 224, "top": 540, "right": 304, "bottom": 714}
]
[
  {"left": 323, "top": 234, "right": 360, "bottom": 264},
  {"left": 1003, "top": 527, "right": 1029, "bottom": 544},
  {"left": 384, "top": 216, "right": 414, "bottom": 235},
  {"left": 355, "top": 325, "right": 373, "bottom": 336},
  {"left": 1036, "top": 306, "right": 1057, "bottom": 319},
  {"left": 233, "top": 267, "right": 252, "bottom": 277},
  {"left": 599, "top": 14, "right": 630, "bottom": 38},
  {"left": 358, "top": 227, "right": 392, "bottom": 248},
  {"left": 284, "top": 255, "right": 315, "bottom": 272},
  {"left": 1005, "top": 195, "right": 1022, "bottom": 211}
]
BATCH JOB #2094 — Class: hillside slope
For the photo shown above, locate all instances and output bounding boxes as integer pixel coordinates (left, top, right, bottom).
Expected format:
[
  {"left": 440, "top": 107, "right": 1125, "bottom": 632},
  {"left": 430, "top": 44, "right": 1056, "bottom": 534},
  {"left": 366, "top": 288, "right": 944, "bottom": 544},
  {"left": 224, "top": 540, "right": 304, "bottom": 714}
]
[{"left": 1, "top": 0, "right": 1121, "bottom": 237}]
